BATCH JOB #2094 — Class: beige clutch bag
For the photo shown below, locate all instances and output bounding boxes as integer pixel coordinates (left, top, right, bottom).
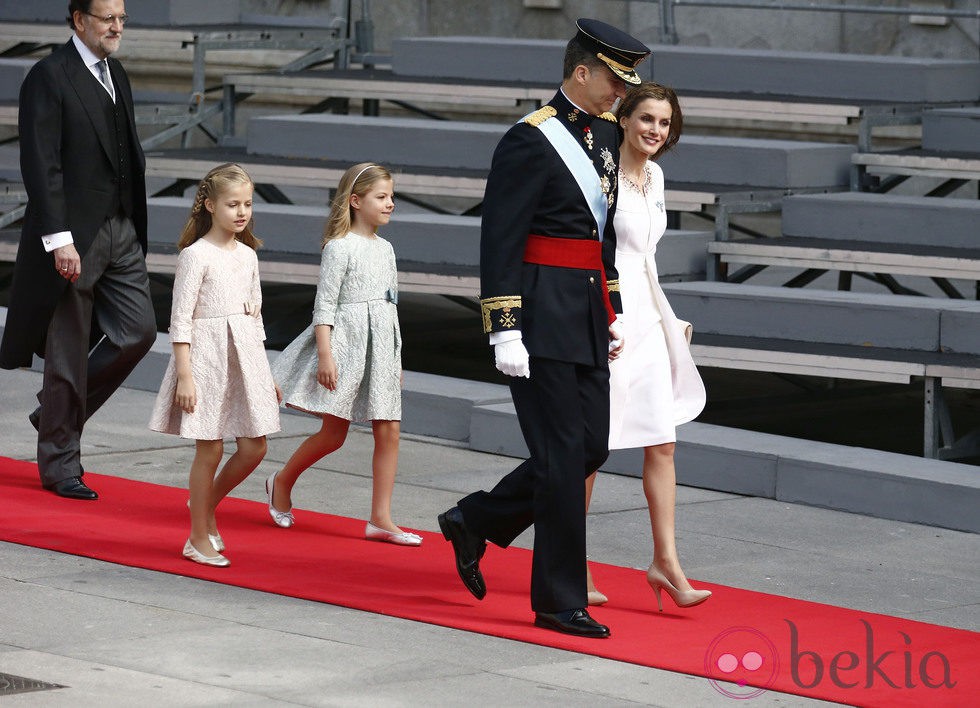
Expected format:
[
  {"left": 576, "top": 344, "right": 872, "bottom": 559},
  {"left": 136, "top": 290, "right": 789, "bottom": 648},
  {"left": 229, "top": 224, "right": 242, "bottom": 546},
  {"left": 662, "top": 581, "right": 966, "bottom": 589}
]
[{"left": 678, "top": 319, "right": 693, "bottom": 345}]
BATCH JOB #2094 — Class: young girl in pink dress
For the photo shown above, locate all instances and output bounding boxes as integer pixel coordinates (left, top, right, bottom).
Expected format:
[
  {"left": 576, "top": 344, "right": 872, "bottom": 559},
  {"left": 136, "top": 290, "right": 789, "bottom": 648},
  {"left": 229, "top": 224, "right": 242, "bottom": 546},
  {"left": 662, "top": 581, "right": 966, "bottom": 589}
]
[
  {"left": 269, "top": 162, "right": 419, "bottom": 546},
  {"left": 150, "top": 163, "right": 282, "bottom": 567}
]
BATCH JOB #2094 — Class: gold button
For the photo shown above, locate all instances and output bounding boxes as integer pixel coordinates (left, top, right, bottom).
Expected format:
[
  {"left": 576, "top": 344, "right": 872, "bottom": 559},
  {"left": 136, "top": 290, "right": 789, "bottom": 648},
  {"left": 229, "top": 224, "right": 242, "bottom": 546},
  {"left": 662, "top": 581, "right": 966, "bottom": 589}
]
[
  {"left": 589, "top": 276, "right": 595, "bottom": 283},
  {"left": 592, "top": 229, "right": 597, "bottom": 236}
]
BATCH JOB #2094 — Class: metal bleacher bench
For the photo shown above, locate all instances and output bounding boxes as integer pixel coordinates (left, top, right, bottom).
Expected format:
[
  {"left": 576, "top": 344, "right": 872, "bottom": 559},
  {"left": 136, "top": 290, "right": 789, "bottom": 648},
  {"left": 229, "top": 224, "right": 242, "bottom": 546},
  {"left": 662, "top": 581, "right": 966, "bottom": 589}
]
[
  {"left": 664, "top": 281, "right": 980, "bottom": 459},
  {"left": 0, "top": 3, "right": 349, "bottom": 150},
  {"left": 145, "top": 112, "right": 853, "bottom": 233},
  {"left": 221, "top": 38, "right": 980, "bottom": 150},
  {"left": 852, "top": 106, "right": 980, "bottom": 191},
  {"left": 137, "top": 197, "right": 711, "bottom": 297},
  {"left": 707, "top": 192, "right": 980, "bottom": 296}
]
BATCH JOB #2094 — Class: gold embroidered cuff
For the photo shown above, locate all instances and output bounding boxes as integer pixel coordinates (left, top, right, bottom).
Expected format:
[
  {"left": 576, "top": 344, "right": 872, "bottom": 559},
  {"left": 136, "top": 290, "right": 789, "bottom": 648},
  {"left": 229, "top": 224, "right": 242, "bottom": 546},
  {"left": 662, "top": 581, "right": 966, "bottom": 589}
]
[
  {"left": 480, "top": 295, "right": 522, "bottom": 334},
  {"left": 606, "top": 279, "right": 621, "bottom": 293}
]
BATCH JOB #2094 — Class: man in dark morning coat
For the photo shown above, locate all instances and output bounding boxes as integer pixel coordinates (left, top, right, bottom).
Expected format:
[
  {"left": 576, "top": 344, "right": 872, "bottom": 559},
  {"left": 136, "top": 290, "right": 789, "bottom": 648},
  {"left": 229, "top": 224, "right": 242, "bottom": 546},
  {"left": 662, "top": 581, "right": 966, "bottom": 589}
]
[
  {"left": 438, "top": 19, "right": 650, "bottom": 638},
  {"left": 0, "top": 0, "right": 156, "bottom": 499}
]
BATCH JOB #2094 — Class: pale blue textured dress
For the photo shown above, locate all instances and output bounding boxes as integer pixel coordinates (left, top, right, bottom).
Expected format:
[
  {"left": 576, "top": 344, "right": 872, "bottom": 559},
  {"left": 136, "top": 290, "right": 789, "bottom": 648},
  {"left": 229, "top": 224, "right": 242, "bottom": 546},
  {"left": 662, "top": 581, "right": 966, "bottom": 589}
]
[{"left": 272, "top": 232, "right": 402, "bottom": 422}]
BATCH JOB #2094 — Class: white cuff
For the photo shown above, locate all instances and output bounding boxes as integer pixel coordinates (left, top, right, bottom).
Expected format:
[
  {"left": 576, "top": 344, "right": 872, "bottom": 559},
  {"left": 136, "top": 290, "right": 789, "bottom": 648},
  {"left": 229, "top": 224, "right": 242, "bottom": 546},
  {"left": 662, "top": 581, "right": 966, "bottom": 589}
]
[
  {"left": 42, "top": 231, "right": 73, "bottom": 252},
  {"left": 489, "top": 330, "right": 522, "bottom": 346}
]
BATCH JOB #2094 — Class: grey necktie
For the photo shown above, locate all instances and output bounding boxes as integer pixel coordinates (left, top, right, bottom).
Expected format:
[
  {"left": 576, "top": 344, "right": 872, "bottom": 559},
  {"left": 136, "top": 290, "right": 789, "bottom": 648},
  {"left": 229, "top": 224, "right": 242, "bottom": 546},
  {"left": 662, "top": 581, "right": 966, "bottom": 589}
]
[{"left": 95, "top": 59, "right": 115, "bottom": 102}]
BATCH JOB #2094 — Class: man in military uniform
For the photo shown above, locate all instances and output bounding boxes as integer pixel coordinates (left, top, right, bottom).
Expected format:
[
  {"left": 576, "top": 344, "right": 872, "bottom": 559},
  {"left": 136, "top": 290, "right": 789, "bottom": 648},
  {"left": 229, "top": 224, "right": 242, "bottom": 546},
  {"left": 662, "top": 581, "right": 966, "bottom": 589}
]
[{"left": 438, "top": 19, "right": 650, "bottom": 638}]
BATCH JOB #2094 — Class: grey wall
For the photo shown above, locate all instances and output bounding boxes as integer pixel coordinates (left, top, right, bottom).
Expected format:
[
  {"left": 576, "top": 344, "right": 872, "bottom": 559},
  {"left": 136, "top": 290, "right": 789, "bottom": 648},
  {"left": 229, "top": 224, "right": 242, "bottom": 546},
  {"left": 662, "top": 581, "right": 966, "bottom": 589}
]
[{"left": 240, "top": 0, "right": 979, "bottom": 61}]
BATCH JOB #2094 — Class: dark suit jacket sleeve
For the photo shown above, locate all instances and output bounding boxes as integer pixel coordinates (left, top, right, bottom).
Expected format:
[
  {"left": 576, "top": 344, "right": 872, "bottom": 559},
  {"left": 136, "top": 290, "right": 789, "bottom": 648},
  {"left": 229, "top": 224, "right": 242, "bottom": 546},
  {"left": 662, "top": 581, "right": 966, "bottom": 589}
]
[
  {"left": 603, "top": 185, "right": 623, "bottom": 317},
  {"left": 479, "top": 124, "right": 549, "bottom": 334},
  {"left": 18, "top": 61, "right": 69, "bottom": 239}
]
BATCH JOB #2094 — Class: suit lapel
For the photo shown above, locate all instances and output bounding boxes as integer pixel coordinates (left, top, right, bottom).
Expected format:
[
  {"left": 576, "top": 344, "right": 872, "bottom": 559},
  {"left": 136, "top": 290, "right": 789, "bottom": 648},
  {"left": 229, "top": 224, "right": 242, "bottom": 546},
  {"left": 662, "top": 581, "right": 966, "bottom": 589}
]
[{"left": 61, "top": 41, "right": 114, "bottom": 164}]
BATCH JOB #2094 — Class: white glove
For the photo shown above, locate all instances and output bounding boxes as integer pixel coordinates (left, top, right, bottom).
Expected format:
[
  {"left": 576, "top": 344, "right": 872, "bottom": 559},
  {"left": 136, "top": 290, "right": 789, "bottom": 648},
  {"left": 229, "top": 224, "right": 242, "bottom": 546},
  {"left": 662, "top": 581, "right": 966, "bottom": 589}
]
[
  {"left": 494, "top": 338, "right": 530, "bottom": 378},
  {"left": 608, "top": 316, "right": 624, "bottom": 353}
]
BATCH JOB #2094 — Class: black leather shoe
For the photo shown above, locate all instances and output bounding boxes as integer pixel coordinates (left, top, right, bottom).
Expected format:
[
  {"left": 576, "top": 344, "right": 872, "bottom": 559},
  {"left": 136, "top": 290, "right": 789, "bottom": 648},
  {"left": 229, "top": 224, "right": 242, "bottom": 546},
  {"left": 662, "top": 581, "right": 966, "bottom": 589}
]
[
  {"left": 535, "top": 609, "right": 610, "bottom": 638},
  {"left": 437, "top": 506, "right": 487, "bottom": 600},
  {"left": 29, "top": 407, "right": 40, "bottom": 432},
  {"left": 45, "top": 477, "right": 98, "bottom": 500}
]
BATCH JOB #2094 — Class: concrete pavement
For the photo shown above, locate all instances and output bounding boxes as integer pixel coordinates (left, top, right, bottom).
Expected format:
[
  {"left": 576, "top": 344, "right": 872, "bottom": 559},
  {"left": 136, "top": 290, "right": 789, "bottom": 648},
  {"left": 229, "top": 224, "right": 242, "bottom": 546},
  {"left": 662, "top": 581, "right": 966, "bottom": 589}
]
[{"left": 1, "top": 365, "right": 977, "bottom": 706}]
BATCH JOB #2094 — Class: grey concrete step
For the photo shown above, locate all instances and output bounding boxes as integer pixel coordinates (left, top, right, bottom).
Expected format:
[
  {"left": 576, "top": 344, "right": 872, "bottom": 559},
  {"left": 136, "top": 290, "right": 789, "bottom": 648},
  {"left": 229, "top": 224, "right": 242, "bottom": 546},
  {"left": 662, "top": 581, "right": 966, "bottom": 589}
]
[
  {"left": 661, "top": 281, "right": 980, "bottom": 353},
  {"left": 657, "top": 135, "right": 853, "bottom": 188},
  {"left": 246, "top": 114, "right": 506, "bottom": 170},
  {"left": 3, "top": 307, "right": 976, "bottom": 534},
  {"left": 468, "top": 400, "right": 980, "bottom": 534},
  {"left": 146, "top": 197, "right": 711, "bottom": 278},
  {"left": 781, "top": 192, "right": 980, "bottom": 249},
  {"left": 246, "top": 114, "right": 853, "bottom": 189},
  {"left": 652, "top": 46, "right": 980, "bottom": 103},
  {"left": 391, "top": 37, "right": 980, "bottom": 104},
  {"left": 922, "top": 106, "right": 980, "bottom": 154}
]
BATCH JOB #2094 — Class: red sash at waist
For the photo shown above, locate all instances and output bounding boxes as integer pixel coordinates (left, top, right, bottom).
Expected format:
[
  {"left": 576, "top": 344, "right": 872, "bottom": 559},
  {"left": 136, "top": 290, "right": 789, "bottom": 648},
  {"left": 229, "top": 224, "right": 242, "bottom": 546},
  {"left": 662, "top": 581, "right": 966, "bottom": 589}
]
[
  {"left": 522, "top": 235, "right": 615, "bottom": 324},
  {"left": 523, "top": 234, "right": 601, "bottom": 269}
]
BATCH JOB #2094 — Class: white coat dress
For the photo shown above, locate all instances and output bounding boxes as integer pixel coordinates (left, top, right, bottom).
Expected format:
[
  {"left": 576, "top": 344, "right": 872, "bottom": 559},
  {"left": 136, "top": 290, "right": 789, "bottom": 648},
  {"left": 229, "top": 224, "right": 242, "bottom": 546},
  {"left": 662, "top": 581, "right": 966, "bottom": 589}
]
[{"left": 608, "top": 161, "right": 706, "bottom": 449}]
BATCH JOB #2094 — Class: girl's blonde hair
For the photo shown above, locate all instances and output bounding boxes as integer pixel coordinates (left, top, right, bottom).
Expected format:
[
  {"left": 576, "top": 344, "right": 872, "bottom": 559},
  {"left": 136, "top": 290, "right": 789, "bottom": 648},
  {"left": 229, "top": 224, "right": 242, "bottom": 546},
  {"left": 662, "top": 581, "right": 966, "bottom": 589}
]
[
  {"left": 322, "top": 162, "right": 393, "bottom": 247},
  {"left": 177, "top": 163, "right": 263, "bottom": 250}
]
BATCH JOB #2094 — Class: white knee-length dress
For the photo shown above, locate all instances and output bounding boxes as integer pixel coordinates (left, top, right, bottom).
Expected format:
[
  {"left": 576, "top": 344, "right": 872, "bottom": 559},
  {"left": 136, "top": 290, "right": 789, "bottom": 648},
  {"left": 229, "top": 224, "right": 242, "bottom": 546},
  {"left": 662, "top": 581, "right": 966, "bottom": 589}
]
[
  {"left": 272, "top": 231, "right": 402, "bottom": 422},
  {"left": 608, "top": 161, "right": 706, "bottom": 449},
  {"left": 149, "top": 238, "right": 281, "bottom": 440}
]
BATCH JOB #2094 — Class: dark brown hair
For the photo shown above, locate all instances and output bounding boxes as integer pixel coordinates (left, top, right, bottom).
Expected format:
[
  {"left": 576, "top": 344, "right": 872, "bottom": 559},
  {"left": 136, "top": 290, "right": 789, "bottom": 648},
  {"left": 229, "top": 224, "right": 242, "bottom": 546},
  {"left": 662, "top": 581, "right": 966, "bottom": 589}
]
[
  {"left": 67, "top": 1, "right": 94, "bottom": 27},
  {"left": 616, "top": 82, "right": 684, "bottom": 156}
]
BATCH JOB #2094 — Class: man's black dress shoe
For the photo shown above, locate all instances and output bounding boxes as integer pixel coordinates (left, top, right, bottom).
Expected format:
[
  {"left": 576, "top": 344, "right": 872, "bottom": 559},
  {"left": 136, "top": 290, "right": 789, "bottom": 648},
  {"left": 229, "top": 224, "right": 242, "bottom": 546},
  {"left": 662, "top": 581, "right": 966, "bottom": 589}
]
[
  {"left": 535, "top": 609, "right": 610, "bottom": 638},
  {"left": 437, "top": 506, "right": 487, "bottom": 600},
  {"left": 45, "top": 477, "right": 98, "bottom": 500}
]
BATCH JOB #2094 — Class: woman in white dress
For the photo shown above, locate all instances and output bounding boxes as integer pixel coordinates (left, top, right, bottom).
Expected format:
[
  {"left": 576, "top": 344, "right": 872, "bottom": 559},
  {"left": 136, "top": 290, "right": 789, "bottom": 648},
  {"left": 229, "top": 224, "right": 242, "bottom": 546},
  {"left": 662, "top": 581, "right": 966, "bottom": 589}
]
[{"left": 586, "top": 83, "right": 711, "bottom": 611}]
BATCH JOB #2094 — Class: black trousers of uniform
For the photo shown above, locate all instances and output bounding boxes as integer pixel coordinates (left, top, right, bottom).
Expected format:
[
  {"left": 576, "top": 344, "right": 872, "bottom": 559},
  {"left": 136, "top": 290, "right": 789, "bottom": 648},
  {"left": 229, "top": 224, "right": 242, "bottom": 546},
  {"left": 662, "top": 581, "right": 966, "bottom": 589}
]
[
  {"left": 36, "top": 215, "right": 156, "bottom": 487},
  {"left": 457, "top": 355, "right": 610, "bottom": 614}
]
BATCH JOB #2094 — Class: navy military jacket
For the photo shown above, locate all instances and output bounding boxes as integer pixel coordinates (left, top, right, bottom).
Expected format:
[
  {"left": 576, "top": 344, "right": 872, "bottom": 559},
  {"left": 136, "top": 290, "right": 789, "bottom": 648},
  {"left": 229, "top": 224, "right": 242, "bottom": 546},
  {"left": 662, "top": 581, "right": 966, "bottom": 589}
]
[{"left": 479, "top": 90, "right": 623, "bottom": 369}]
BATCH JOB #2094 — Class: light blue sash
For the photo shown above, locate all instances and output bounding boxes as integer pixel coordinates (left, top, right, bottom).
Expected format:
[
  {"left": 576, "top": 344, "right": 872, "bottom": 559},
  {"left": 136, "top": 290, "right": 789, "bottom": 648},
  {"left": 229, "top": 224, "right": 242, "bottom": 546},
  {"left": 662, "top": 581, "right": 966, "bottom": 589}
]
[{"left": 532, "top": 115, "right": 608, "bottom": 240}]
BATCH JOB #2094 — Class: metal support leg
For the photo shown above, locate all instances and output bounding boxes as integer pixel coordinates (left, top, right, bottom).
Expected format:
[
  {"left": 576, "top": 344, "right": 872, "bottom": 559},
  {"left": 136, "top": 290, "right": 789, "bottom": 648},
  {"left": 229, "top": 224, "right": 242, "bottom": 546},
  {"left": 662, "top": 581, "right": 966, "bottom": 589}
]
[
  {"left": 222, "top": 82, "right": 236, "bottom": 144},
  {"left": 707, "top": 205, "right": 729, "bottom": 282},
  {"left": 923, "top": 377, "right": 939, "bottom": 458}
]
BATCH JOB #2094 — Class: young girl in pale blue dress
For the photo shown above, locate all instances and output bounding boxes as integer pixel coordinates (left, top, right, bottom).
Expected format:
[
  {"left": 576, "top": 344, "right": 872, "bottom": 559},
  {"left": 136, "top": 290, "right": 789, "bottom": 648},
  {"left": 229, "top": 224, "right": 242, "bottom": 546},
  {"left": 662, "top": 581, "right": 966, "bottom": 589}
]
[{"left": 269, "top": 163, "right": 420, "bottom": 546}]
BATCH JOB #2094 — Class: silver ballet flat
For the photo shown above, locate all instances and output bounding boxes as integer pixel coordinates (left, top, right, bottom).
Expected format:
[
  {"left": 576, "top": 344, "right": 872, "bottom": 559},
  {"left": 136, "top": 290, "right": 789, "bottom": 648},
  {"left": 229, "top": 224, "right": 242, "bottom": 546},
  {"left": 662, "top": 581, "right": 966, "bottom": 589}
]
[
  {"left": 365, "top": 521, "right": 422, "bottom": 546},
  {"left": 265, "top": 470, "right": 295, "bottom": 528},
  {"left": 182, "top": 539, "right": 230, "bottom": 567},
  {"left": 208, "top": 533, "right": 225, "bottom": 553}
]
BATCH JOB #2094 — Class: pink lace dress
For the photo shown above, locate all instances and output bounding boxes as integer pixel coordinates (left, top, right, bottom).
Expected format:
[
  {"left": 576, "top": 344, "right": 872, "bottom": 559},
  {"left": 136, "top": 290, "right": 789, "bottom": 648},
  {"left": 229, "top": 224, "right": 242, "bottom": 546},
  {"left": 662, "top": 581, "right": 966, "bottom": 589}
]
[{"left": 149, "top": 239, "right": 281, "bottom": 440}]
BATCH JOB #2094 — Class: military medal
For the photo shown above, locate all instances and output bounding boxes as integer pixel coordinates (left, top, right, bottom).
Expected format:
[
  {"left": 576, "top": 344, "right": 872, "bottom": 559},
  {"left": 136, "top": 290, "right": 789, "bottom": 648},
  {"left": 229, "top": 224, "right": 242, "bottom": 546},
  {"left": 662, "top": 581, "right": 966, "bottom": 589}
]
[
  {"left": 601, "top": 147, "right": 615, "bottom": 174},
  {"left": 583, "top": 126, "right": 593, "bottom": 150},
  {"left": 601, "top": 175, "right": 611, "bottom": 194},
  {"left": 567, "top": 108, "right": 579, "bottom": 122}
]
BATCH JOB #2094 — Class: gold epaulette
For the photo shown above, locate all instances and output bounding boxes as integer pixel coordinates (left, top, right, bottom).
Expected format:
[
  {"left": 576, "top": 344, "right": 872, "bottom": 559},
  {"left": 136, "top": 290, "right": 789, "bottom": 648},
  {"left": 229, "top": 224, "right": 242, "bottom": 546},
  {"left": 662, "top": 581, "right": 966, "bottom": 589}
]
[
  {"left": 606, "top": 279, "right": 621, "bottom": 293},
  {"left": 599, "top": 111, "right": 617, "bottom": 122},
  {"left": 480, "top": 295, "right": 522, "bottom": 334},
  {"left": 524, "top": 106, "right": 557, "bottom": 127}
]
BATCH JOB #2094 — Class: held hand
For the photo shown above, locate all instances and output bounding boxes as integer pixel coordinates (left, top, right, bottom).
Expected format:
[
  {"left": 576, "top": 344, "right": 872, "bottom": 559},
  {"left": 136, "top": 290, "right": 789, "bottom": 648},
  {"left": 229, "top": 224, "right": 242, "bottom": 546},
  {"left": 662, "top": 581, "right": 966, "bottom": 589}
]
[
  {"left": 175, "top": 376, "right": 197, "bottom": 413},
  {"left": 608, "top": 319, "right": 625, "bottom": 361},
  {"left": 275, "top": 382, "right": 283, "bottom": 404},
  {"left": 494, "top": 339, "right": 530, "bottom": 378},
  {"left": 53, "top": 244, "right": 82, "bottom": 283},
  {"left": 244, "top": 301, "right": 261, "bottom": 317},
  {"left": 316, "top": 355, "right": 338, "bottom": 391}
]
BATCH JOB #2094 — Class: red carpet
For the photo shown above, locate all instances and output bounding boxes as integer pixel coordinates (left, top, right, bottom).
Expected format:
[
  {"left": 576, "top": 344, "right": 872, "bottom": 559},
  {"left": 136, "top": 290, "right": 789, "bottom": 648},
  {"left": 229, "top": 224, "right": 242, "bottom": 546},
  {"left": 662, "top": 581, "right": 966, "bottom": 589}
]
[{"left": 2, "top": 456, "right": 975, "bottom": 706}]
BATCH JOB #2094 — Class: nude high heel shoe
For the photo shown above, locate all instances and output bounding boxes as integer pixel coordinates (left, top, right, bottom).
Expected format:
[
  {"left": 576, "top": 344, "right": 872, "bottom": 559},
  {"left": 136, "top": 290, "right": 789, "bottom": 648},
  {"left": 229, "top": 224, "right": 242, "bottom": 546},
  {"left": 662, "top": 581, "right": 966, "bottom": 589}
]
[{"left": 646, "top": 564, "right": 711, "bottom": 612}]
